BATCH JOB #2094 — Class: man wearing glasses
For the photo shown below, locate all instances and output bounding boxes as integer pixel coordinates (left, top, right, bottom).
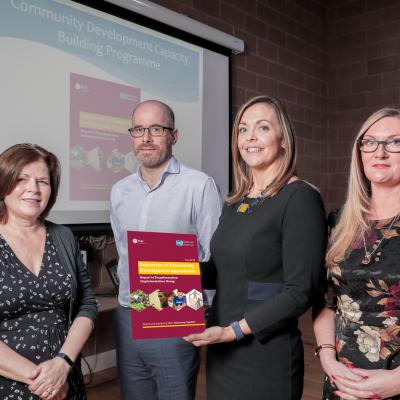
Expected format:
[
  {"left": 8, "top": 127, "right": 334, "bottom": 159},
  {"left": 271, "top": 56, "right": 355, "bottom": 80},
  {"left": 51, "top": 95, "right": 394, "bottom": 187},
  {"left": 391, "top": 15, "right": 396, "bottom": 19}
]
[{"left": 110, "top": 100, "right": 221, "bottom": 400}]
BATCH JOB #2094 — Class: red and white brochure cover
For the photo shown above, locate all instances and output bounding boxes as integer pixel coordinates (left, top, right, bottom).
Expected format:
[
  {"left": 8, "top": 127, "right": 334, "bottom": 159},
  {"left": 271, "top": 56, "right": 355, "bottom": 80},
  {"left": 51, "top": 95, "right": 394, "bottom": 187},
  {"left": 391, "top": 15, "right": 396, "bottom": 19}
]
[{"left": 127, "top": 231, "right": 205, "bottom": 339}]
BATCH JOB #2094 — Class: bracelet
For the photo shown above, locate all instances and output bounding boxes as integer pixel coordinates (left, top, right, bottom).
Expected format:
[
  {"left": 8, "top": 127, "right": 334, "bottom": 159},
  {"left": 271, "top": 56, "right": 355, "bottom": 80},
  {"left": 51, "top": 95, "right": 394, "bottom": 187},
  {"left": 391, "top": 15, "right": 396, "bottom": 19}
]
[
  {"left": 55, "top": 352, "right": 74, "bottom": 368},
  {"left": 230, "top": 321, "right": 245, "bottom": 341},
  {"left": 315, "top": 344, "right": 336, "bottom": 358}
]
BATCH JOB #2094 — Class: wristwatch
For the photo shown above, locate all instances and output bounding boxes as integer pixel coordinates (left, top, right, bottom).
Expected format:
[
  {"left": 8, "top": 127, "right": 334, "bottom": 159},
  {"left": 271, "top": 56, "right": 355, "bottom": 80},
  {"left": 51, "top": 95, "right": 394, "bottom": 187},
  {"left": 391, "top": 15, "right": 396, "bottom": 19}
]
[{"left": 230, "top": 321, "right": 245, "bottom": 341}]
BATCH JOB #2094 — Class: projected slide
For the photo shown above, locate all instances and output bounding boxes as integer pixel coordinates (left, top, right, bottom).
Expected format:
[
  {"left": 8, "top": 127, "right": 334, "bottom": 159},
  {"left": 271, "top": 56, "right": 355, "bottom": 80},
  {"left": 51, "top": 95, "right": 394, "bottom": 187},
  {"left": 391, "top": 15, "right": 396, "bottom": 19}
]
[
  {"left": 70, "top": 73, "right": 140, "bottom": 201},
  {"left": 0, "top": 0, "right": 209, "bottom": 224}
]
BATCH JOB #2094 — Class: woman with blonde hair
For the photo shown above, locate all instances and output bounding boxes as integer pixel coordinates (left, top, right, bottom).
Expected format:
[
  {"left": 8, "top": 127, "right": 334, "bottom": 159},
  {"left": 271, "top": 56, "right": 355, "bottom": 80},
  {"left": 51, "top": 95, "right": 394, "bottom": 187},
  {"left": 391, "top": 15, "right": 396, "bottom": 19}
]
[
  {"left": 314, "top": 108, "right": 400, "bottom": 399},
  {"left": 184, "top": 95, "right": 326, "bottom": 399}
]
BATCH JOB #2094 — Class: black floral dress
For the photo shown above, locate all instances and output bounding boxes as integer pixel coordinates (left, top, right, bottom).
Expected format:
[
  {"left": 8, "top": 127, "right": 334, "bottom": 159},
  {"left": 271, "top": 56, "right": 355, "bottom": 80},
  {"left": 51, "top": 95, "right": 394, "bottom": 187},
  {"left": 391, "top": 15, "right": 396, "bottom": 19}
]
[
  {"left": 324, "top": 218, "right": 400, "bottom": 399},
  {"left": 0, "top": 231, "right": 86, "bottom": 399}
]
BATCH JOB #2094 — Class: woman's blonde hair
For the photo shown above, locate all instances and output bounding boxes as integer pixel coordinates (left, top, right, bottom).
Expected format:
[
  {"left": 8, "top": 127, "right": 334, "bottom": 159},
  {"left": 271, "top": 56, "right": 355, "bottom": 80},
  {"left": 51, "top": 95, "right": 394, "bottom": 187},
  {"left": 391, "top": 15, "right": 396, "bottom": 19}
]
[
  {"left": 226, "top": 95, "right": 297, "bottom": 205},
  {"left": 326, "top": 107, "right": 400, "bottom": 267}
]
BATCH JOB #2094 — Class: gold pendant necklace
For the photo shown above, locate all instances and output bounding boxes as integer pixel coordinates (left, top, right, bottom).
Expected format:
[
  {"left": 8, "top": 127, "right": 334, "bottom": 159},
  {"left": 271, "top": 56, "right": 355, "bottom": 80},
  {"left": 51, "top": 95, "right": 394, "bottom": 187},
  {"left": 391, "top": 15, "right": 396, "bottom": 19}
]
[{"left": 362, "top": 214, "right": 399, "bottom": 265}]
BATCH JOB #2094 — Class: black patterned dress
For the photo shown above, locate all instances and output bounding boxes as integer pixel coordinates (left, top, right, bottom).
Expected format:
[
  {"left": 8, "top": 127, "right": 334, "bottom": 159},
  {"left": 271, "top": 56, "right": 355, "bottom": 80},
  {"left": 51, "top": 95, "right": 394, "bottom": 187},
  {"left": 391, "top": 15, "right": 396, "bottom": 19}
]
[
  {"left": 324, "top": 217, "right": 400, "bottom": 399},
  {"left": 0, "top": 231, "right": 86, "bottom": 399}
]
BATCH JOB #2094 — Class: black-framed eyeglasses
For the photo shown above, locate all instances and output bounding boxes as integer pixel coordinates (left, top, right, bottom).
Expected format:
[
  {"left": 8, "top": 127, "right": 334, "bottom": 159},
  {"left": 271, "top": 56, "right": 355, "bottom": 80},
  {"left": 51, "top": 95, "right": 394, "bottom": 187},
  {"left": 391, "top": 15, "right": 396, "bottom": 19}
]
[
  {"left": 358, "top": 138, "right": 400, "bottom": 153},
  {"left": 128, "top": 125, "right": 173, "bottom": 138}
]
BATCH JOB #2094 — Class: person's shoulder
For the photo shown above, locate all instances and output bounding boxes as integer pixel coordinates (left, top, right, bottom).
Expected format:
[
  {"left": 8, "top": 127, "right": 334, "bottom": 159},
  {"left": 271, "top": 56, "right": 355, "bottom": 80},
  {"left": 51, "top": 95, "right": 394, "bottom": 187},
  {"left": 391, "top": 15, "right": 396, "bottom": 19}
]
[
  {"left": 284, "top": 179, "right": 321, "bottom": 198},
  {"left": 45, "top": 221, "right": 74, "bottom": 241},
  {"left": 111, "top": 173, "right": 138, "bottom": 194},
  {"left": 179, "top": 163, "right": 215, "bottom": 184}
]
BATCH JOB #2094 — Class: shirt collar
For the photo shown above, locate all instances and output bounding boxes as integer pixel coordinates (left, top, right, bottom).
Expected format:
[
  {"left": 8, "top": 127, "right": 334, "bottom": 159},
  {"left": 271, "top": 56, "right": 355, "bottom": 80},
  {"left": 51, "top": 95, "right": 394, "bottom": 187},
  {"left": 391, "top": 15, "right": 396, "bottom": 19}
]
[{"left": 137, "top": 156, "right": 180, "bottom": 192}]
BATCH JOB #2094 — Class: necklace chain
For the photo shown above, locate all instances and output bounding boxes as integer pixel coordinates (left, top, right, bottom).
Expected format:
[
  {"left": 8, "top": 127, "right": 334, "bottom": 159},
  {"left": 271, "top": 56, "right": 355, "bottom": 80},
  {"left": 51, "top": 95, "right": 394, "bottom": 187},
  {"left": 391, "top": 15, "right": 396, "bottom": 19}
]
[{"left": 362, "top": 214, "right": 400, "bottom": 265}]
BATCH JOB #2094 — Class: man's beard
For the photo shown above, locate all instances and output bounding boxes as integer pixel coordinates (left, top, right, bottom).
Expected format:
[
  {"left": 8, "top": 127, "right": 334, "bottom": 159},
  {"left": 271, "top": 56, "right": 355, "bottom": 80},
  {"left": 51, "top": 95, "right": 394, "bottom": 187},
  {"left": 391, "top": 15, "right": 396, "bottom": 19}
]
[{"left": 135, "top": 144, "right": 172, "bottom": 168}]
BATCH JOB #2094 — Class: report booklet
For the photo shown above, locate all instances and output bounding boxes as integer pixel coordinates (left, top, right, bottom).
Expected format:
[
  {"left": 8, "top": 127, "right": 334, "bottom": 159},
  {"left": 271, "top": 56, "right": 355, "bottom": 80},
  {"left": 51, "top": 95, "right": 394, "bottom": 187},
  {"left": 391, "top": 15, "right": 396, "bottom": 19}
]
[{"left": 128, "top": 231, "right": 205, "bottom": 339}]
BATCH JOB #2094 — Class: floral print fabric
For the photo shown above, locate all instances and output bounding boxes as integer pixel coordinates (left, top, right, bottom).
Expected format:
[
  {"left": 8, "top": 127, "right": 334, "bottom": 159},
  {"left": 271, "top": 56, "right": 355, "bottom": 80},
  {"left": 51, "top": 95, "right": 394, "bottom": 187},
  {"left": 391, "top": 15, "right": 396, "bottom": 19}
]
[
  {"left": 0, "top": 231, "right": 86, "bottom": 399},
  {"left": 323, "top": 218, "right": 400, "bottom": 399}
]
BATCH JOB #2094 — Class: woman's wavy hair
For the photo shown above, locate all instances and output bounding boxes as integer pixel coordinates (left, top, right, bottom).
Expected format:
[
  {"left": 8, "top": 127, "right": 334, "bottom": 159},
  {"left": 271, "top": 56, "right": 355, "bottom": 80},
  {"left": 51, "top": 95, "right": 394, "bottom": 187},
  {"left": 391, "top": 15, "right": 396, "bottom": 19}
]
[
  {"left": 0, "top": 143, "right": 60, "bottom": 223},
  {"left": 226, "top": 95, "right": 297, "bottom": 205},
  {"left": 326, "top": 107, "right": 400, "bottom": 267}
]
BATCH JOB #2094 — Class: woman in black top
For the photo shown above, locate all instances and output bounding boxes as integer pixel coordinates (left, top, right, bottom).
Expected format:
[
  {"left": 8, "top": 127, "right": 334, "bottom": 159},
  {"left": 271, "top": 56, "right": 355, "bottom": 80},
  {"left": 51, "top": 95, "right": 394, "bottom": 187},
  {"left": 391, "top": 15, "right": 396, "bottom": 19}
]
[
  {"left": 314, "top": 108, "right": 400, "bottom": 399},
  {"left": 184, "top": 96, "right": 326, "bottom": 399},
  {"left": 0, "top": 144, "right": 97, "bottom": 400}
]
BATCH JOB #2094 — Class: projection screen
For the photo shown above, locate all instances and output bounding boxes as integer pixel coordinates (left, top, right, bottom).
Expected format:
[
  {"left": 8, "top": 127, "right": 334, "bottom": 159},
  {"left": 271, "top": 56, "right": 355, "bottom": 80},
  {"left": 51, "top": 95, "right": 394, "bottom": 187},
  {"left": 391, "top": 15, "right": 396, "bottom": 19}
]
[{"left": 0, "top": 0, "right": 231, "bottom": 225}]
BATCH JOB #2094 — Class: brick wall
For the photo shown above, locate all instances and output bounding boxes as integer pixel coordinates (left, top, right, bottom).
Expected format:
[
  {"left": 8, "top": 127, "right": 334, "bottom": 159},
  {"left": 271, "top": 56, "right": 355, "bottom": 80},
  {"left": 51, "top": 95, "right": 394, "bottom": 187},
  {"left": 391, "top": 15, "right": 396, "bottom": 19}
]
[
  {"left": 150, "top": 0, "right": 400, "bottom": 211},
  {"left": 151, "top": 0, "right": 329, "bottom": 200},
  {"left": 326, "top": 0, "right": 400, "bottom": 211}
]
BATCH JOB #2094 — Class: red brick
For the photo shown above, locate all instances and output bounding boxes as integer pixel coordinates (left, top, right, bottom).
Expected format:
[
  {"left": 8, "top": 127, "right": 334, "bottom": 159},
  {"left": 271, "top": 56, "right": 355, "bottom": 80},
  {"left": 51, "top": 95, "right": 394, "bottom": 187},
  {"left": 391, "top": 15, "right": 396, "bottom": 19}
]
[
  {"left": 382, "top": 71, "right": 400, "bottom": 89},
  {"left": 366, "top": 21, "right": 400, "bottom": 44},
  {"left": 268, "top": 26, "right": 286, "bottom": 46},
  {"left": 350, "top": 44, "right": 382, "bottom": 63},
  {"left": 297, "top": 137, "right": 305, "bottom": 154},
  {"left": 352, "top": 76, "right": 382, "bottom": 93},
  {"left": 305, "top": 108, "right": 325, "bottom": 126},
  {"left": 268, "top": 62, "right": 287, "bottom": 81},
  {"left": 286, "top": 3, "right": 306, "bottom": 25},
  {"left": 382, "top": 38, "right": 400, "bottom": 57},
  {"left": 234, "top": 68, "right": 257, "bottom": 91},
  {"left": 257, "top": 3, "right": 278, "bottom": 26},
  {"left": 276, "top": 14, "right": 297, "bottom": 37},
  {"left": 220, "top": 3, "right": 246, "bottom": 26},
  {"left": 351, "top": 108, "right": 377, "bottom": 125},
  {"left": 230, "top": 0, "right": 257, "bottom": 14},
  {"left": 246, "top": 53, "right": 268, "bottom": 74},
  {"left": 267, "top": 0, "right": 287, "bottom": 13},
  {"left": 286, "top": 102, "right": 305, "bottom": 121},
  {"left": 297, "top": 89, "right": 314, "bottom": 108},
  {"left": 278, "top": 82, "right": 297, "bottom": 102},
  {"left": 305, "top": 76, "right": 327, "bottom": 96},
  {"left": 336, "top": 0, "right": 365, "bottom": 19},
  {"left": 312, "top": 62, "right": 326, "bottom": 81},
  {"left": 295, "top": 122, "right": 314, "bottom": 139},
  {"left": 336, "top": 62, "right": 366, "bottom": 80},
  {"left": 205, "top": 16, "right": 233, "bottom": 35},
  {"left": 366, "top": 87, "right": 399, "bottom": 107},
  {"left": 296, "top": 55, "right": 313, "bottom": 74},
  {"left": 287, "top": 69, "right": 305, "bottom": 88},
  {"left": 313, "top": 126, "right": 328, "bottom": 142},
  {"left": 313, "top": 94, "right": 327, "bottom": 112},
  {"left": 366, "top": 0, "right": 399, "bottom": 11},
  {"left": 232, "top": 53, "right": 245, "bottom": 69},
  {"left": 296, "top": 0, "right": 313, "bottom": 13},
  {"left": 232, "top": 87, "right": 247, "bottom": 108},
  {"left": 179, "top": 6, "right": 207, "bottom": 24},
  {"left": 287, "top": 35, "right": 305, "bottom": 56},
  {"left": 367, "top": 56, "right": 399, "bottom": 75},
  {"left": 257, "top": 39, "right": 278, "bottom": 61},
  {"left": 234, "top": 28, "right": 257, "bottom": 53},
  {"left": 246, "top": 15, "right": 267, "bottom": 38},
  {"left": 257, "top": 76, "right": 278, "bottom": 93},
  {"left": 294, "top": 23, "right": 314, "bottom": 44},
  {"left": 337, "top": 93, "right": 366, "bottom": 110},
  {"left": 193, "top": 0, "right": 220, "bottom": 16},
  {"left": 278, "top": 48, "right": 297, "bottom": 67},
  {"left": 329, "top": 111, "right": 352, "bottom": 128},
  {"left": 334, "top": 31, "right": 366, "bottom": 51}
]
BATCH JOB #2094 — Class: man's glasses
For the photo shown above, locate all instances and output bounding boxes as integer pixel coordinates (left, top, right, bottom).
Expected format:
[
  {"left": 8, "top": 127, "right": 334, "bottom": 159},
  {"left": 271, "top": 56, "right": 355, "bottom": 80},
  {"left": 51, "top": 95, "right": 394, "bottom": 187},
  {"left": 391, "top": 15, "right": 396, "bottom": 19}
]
[
  {"left": 128, "top": 125, "right": 173, "bottom": 138},
  {"left": 358, "top": 138, "right": 400, "bottom": 153}
]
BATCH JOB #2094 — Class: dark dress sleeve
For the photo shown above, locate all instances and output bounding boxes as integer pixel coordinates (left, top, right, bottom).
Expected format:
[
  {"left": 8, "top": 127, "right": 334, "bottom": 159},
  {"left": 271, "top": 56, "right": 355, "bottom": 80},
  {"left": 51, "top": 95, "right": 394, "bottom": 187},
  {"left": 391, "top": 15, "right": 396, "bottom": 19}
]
[
  {"left": 72, "top": 236, "right": 98, "bottom": 323},
  {"left": 244, "top": 185, "right": 327, "bottom": 343}
]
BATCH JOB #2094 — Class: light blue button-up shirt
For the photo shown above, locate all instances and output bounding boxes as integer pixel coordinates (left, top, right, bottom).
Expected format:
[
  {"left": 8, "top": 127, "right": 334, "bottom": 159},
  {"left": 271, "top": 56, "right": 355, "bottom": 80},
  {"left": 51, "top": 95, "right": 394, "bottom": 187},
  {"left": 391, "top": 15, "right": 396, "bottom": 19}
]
[{"left": 110, "top": 156, "right": 222, "bottom": 307}]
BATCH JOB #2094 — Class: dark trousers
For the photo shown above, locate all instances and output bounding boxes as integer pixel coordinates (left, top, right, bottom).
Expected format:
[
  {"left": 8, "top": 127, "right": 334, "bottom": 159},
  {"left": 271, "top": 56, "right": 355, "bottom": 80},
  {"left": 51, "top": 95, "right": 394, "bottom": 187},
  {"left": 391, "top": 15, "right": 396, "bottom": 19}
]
[{"left": 116, "top": 305, "right": 200, "bottom": 400}]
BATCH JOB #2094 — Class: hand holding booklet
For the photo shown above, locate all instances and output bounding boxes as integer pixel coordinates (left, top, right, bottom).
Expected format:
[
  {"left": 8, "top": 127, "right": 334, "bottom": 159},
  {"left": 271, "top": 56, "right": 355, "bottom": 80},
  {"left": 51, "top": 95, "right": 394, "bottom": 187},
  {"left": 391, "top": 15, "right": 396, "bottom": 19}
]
[{"left": 128, "top": 231, "right": 205, "bottom": 339}]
